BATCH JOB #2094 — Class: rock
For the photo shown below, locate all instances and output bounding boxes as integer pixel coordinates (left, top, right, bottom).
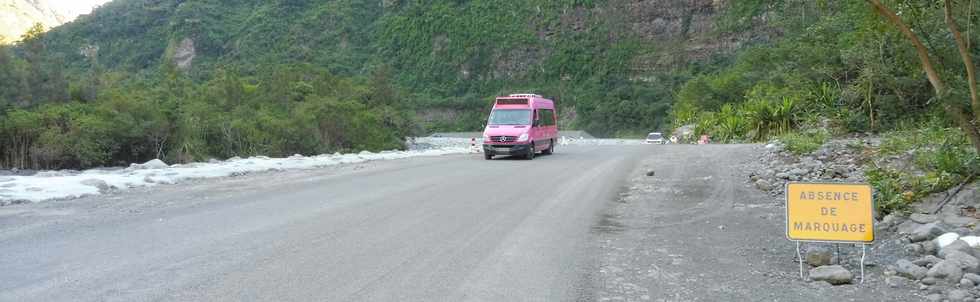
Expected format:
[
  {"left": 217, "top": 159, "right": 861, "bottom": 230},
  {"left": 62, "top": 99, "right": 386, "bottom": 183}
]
[
  {"left": 926, "top": 293, "right": 943, "bottom": 302},
  {"left": 952, "top": 185, "right": 978, "bottom": 206},
  {"left": 809, "top": 265, "right": 853, "bottom": 285},
  {"left": 960, "top": 277, "right": 975, "bottom": 288},
  {"left": 963, "top": 273, "right": 980, "bottom": 284},
  {"left": 954, "top": 227, "right": 975, "bottom": 236},
  {"left": 173, "top": 37, "right": 196, "bottom": 70},
  {"left": 911, "top": 213, "right": 940, "bottom": 224},
  {"left": 928, "top": 260, "right": 965, "bottom": 283},
  {"left": 924, "top": 241, "right": 940, "bottom": 255},
  {"left": 79, "top": 179, "right": 110, "bottom": 193},
  {"left": 775, "top": 172, "right": 790, "bottom": 180},
  {"left": 905, "top": 243, "right": 925, "bottom": 255},
  {"left": 789, "top": 168, "right": 809, "bottom": 176},
  {"left": 916, "top": 255, "right": 945, "bottom": 267},
  {"left": 961, "top": 236, "right": 980, "bottom": 247},
  {"left": 945, "top": 215, "right": 979, "bottom": 228},
  {"left": 754, "top": 179, "right": 772, "bottom": 191},
  {"left": 898, "top": 220, "right": 925, "bottom": 235},
  {"left": 938, "top": 234, "right": 965, "bottom": 250},
  {"left": 806, "top": 245, "right": 834, "bottom": 267},
  {"left": 881, "top": 214, "right": 903, "bottom": 226},
  {"left": 646, "top": 170, "right": 656, "bottom": 176},
  {"left": 886, "top": 275, "right": 910, "bottom": 288},
  {"left": 831, "top": 165, "right": 851, "bottom": 177},
  {"left": 912, "top": 222, "right": 947, "bottom": 242},
  {"left": 941, "top": 240, "right": 978, "bottom": 259},
  {"left": 922, "top": 276, "right": 939, "bottom": 285},
  {"left": 895, "top": 259, "right": 929, "bottom": 280},
  {"left": 950, "top": 289, "right": 972, "bottom": 301},
  {"left": 945, "top": 251, "right": 980, "bottom": 274}
]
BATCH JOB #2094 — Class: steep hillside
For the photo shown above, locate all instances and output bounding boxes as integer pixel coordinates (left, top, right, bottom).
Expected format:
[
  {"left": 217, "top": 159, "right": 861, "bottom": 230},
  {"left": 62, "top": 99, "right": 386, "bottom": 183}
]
[
  {"left": 32, "top": 0, "right": 756, "bottom": 133},
  {"left": 0, "top": 0, "right": 66, "bottom": 42},
  {"left": 0, "top": 0, "right": 775, "bottom": 169}
]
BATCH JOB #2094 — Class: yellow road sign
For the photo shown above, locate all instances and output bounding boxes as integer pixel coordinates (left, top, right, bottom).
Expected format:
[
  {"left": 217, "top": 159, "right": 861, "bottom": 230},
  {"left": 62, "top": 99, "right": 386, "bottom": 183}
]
[{"left": 785, "top": 183, "right": 874, "bottom": 243}]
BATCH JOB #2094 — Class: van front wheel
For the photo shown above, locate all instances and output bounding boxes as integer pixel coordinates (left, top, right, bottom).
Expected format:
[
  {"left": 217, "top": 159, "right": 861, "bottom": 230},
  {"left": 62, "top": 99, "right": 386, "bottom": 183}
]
[{"left": 526, "top": 144, "right": 535, "bottom": 160}]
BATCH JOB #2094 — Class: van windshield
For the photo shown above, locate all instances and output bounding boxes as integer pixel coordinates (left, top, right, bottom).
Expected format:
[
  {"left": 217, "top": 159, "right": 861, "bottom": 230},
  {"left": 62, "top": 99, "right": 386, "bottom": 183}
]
[{"left": 488, "top": 109, "right": 531, "bottom": 125}]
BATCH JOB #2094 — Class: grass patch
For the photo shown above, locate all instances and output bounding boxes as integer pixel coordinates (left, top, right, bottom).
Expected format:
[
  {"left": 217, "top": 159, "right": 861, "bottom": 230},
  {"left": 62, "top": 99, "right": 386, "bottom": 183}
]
[
  {"left": 869, "top": 126, "right": 978, "bottom": 215},
  {"left": 778, "top": 130, "right": 829, "bottom": 155}
]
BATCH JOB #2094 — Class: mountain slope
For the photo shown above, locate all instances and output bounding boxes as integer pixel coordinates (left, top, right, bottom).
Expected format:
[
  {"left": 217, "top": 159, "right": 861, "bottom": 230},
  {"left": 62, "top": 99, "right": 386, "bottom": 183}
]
[
  {"left": 34, "top": 0, "right": 759, "bottom": 134},
  {"left": 0, "top": 0, "right": 66, "bottom": 42}
]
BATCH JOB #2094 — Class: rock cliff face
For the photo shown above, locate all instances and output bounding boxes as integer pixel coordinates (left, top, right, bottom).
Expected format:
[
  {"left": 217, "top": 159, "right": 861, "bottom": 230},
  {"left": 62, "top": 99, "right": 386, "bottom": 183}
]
[{"left": 622, "top": 0, "right": 760, "bottom": 71}]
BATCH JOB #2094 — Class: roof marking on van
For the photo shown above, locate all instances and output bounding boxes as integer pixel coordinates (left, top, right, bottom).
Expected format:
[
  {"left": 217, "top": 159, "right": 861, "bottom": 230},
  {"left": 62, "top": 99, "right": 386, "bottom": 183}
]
[
  {"left": 496, "top": 98, "right": 529, "bottom": 105},
  {"left": 507, "top": 94, "right": 543, "bottom": 98}
]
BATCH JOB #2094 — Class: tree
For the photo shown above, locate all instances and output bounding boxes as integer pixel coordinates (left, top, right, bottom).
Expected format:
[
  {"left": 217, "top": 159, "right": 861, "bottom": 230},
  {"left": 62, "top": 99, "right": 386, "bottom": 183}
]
[{"left": 865, "top": 0, "right": 980, "bottom": 154}]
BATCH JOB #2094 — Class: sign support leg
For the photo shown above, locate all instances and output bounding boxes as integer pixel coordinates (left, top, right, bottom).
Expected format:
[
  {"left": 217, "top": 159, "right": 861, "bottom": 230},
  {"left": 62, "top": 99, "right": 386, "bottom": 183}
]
[
  {"left": 797, "top": 241, "right": 805, "bottom": 280},
  {"left": 835, "top": 243, "right": 841, "bottom": 264},
  {"left": 860, "top": 244, "right": 867, "bottom": 284}
]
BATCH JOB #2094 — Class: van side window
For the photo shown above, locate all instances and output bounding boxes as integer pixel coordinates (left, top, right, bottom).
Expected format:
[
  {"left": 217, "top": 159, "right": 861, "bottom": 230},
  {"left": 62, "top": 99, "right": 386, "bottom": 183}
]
[{"left": 539, "top": 109, "right": 555, "bottom": 126}]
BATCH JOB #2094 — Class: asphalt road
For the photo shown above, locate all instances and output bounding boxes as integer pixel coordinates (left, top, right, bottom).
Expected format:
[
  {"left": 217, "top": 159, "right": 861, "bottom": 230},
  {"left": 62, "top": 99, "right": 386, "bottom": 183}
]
[{"left": 0, "top": 145, "right": 649, "bottom": 302}]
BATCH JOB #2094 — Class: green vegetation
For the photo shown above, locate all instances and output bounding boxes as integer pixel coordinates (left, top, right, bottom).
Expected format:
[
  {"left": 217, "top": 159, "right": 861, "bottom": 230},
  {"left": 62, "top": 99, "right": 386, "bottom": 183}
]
[
  {"left": 0, "top": 0, "right": 690, "bottom": 169},
  {"left": 868, "top": 125, "right": 978, "bottom": 214},
  {"left": 672, "top": 1, "right": 980, "bottom": 214},
  {"left": 671, "top": 1, "right": 965, "bottom": 139},
  {"left": 778, "top": 130, "right": 830, "bottom": 156}
]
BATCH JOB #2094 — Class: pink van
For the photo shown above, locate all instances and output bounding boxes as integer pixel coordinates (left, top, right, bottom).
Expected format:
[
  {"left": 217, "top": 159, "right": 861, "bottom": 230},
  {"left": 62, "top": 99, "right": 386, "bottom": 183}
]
[{"left": 482, "top": 94, "right": 558, "bottom": 160}]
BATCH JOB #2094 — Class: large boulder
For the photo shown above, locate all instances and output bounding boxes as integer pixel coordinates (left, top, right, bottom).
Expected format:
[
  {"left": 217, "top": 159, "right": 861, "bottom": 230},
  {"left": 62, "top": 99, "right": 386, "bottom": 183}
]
[
  {"left": 894, "top": 259, "right": 928, "bottom": 280},
  {"left": 927, "top": 260, "right": 965, "bottom": 283},
  {"left": 962, "top": 273, "right": 980, "bottom": 284},
  {"left": 809, "top": 265, "right": 853, "bottom": 285},
  {"left": 936, "top": 233, "right": 963, "bottom": 249},
  {"left": 911, "top": 222, "right": 947, "bottom": 242},
  {"left": 949, "top": 289, "right": 973, "bottom": 302},
  {"left": 944, "top": 251, "right": 980, "bottom": 274},
  {"left": 914, "top": 255, "right": 944, "bottom": 267},
  {"left": 940, "top": 239, "right": 979, "bottom": 259}
]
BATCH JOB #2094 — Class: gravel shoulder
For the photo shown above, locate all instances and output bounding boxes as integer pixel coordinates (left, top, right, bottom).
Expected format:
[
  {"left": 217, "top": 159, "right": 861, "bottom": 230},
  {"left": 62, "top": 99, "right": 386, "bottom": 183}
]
[{"left": 595, "top": 144, "right": 919, "bottom": 301}]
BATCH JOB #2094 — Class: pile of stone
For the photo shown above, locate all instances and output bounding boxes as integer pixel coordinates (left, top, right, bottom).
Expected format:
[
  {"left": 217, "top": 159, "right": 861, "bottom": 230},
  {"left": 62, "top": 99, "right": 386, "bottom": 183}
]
[
  {"left": 750, "top": 138, "right": 873, "bottom": 195},
  {"left": 880, "top": 213, "right": 980, "bottom": 301},
  {"left": 802, "top": 245, "right": 856, "bottom": 285}
]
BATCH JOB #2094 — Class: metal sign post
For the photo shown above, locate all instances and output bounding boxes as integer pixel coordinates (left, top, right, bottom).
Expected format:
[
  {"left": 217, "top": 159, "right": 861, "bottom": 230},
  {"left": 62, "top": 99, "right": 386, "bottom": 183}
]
[{"left": 786, "top": 183, "right": 875, "bottom": 284}]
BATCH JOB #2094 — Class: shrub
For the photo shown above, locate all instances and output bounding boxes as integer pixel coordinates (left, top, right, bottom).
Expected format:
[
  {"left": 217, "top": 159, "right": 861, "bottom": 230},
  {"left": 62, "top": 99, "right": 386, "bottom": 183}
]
[{"left": 778, "top": 130, "right": 829, "bottom": 155}]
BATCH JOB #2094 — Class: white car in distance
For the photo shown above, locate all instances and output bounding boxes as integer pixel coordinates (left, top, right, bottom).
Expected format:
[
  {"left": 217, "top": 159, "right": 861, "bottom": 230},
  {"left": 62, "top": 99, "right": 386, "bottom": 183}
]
[{"left": 645, "top": 132, "right": 666, "bottom": 144}]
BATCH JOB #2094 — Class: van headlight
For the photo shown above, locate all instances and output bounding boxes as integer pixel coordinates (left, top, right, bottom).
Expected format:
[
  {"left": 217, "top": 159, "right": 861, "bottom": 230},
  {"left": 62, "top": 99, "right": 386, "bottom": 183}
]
[{"left": 518, "top": 133, "right": 529, "bottom": 142}]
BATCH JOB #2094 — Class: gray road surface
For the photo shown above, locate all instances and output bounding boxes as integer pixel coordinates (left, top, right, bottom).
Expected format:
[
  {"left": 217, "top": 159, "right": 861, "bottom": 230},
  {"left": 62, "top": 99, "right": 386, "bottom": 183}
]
[
  {"left": 0, "top": 145, "right": 645, "bottom": 302},
  {"left": 0, "top": 144, "right": 916, "bottom": 301}
]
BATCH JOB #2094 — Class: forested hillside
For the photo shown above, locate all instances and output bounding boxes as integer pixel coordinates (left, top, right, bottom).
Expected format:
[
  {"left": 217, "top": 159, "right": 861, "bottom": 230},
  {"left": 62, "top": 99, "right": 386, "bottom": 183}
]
[
  {"left": 0, "top": 0, "right": 750, "bottom": 169},
  {"left": 1, "top": 0, "right": 977, "bottom": 176}
]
